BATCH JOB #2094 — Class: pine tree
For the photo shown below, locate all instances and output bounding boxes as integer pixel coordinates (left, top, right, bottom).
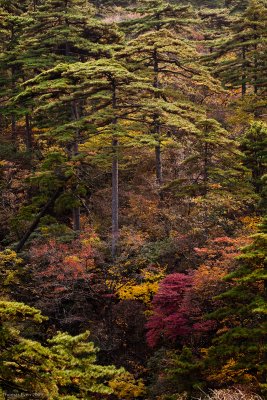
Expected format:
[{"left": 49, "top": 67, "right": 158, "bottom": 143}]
[
  {"left": 241, "top": 121, "right": 267, "bottom": 201},
  {"left": 206, "top": 217, "right": 267, "bottom": 392},
  {"left": 199, "top": 7, "right": 233, "bottom": 54},
  {"left": 0, "top": 1, "right": 31, "bottom": 149},
  {"left": 207, "top": 0, "right": 267, "bottom": 101},
  {"left": 0, "top": 300, "right": 123, "bottom": 398},
  {"left": 118, "top": 0, "right": 219, "bottom": 185},
  {"left": 225, "top": 0, "right": 249, "bottom": 13},
  {"left": 18, "top": 0, "right": 122, "bottom": 71},
  {"left": 10, "top": 0, "right": 123, "bottom": 234},
  {"left": 173, "top": 118, "right": 245, "bottom": 197},
  {"left": 15, "top": 59, "right": 150, "bottom": 256}
]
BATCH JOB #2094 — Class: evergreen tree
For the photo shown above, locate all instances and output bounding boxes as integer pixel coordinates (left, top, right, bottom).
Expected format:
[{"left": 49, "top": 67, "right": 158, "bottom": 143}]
[
  {"left": 199, "top": 7, "right": 233, "bottom": 54},
  {"left": 14, "top": 59, "right": 149, "bottom": 256},
  {"left": 207, "top": 0, "right": 267, "bottom": 101},
  {"left": 9, "top": 0, "right": 124, "bottom": 234},
  {"left": 161, "top": 117, "right": 255, "bottom": 237},
  {"left": 0, "top": 300, "right": 123, "bottom": 398},
  {"left": 225, "top": 0, "right": 249, "bottom": 13},
  {"left": 118, "top": 0, "right": 219, "bottom": 185},
  {"left": 241, "top": 121, "right": 267, "bottom": 201},
  {"left": 206, "top": 217, "right": 267, "bottom": 392},
  {"left": 0, "top": 0, "right": 31, "bottom": 149},
  {"left": 18, "top": 0, "right": 122, "bottom": 71}
]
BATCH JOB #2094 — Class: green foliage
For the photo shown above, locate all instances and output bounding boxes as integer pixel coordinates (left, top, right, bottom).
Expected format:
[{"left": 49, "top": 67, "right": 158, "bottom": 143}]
[
  {"left": 165, "top": 347, "right": 205, "bottom": 394},
  {"left": 205, "top": 218, "right": 267, "bottom": 392},
  {"left": 241, "top": 121, "right": 267, "bottom": 205},
  {"left": 0, "top": 0, "right": 266, "bottom": 398},
  {"left": 0, "top": 300, "right": 124, "bottom": 399},
  {"left": 207, "top": 0, "right": 267, "bottom": 100}
]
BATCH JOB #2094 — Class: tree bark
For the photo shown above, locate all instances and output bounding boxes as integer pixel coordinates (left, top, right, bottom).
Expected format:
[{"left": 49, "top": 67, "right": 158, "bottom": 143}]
[
  {"left": 241, "top": 43, "right": 247, "bottom": 96},
  {"left": 111, "top": 81, "right": 119, "bottom": 258},
  {"left": 11, "top": 115, "right": 17, "bottom": 145},
  {"left": 155, "top": 144, "right": 162, "bottom": 185},
  {"left": 111, "top": 138, "right": 119, "bottom": 259},
  {"left": 15, "top": 187, "right": 63, "bottom": 253},
  {"left": 153, "top": 48, "right": 163, "bottom": 185},
  {"left": 203, "top": 141, "right": 209, "bottom": 195},
  {"left": 25, "top": 114, "right": 33, "bottom": 151},
  {"left": 71, "top": 100, "right": 81, "bottom": 232},
  {"left": 73, "top": 207, "right": 81, "bottom": 231}
]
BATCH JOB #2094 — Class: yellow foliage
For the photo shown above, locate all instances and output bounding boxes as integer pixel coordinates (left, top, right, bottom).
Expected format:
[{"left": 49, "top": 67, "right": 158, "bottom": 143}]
[
  {"left": 0, "top": 160, "right": 10, "bottom": 167},
  {"left": 240, "top": 216, "right": 262, "bottom": 232},
  {"left": 118, "top": 280, "right": 159, "bottom": 304},
  {"left": 109, "top": 372, "right": 146, "bottom": 400},
  {"left": 116, "top": 267, "right": 166, "bottom": 304},
  {"left": 207, "top": 358, "right": 254, "bottom": 384},
  {"left": 0, "top": 249, "right": 23, "bottom": 268},
  {"left": 0, "top": 249, "right": 23, "bottom": 288}
]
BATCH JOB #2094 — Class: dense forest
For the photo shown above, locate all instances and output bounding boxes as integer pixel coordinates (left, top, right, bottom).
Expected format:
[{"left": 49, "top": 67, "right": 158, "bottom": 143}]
[{"left": 0, "top": 0, "right": 266, "bottom": 399}]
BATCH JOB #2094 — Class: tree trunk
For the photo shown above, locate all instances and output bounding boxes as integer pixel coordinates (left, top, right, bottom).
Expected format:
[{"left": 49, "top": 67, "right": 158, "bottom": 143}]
[
  {"left": 15, "top": 187, "right": 63, "bottom": 253},
  {"left": 153, "top": 48, "right": 163, "bottom": 185},
  {"left": 11, "top": 115, "right": 17, "bottom": 145},
  {"left": 25, "top": 114, "right": 33, "bottom": 151},
  {"left": 71, "top": 100, "right": 81, "bottom": 232},
  {"left": 111, "top": 138, "right": 119, "bottom": 259},
  {"left": 73, "top": 207, "right": 80, "bottom": 231},
  {"left": 241, "top": 45, "right": 247, "bottom": 96},
  {"left": 203, "top": 141, "right": 209, "bottom": 195},
  {"left": 253, "top": 37, "right": 258, "bottom": 95},
  {"left": 111, "top": 81, "right": 119, "bottom": 258},
  {"left": 155, "top": 144, "right": 162, "bottom": 185}
]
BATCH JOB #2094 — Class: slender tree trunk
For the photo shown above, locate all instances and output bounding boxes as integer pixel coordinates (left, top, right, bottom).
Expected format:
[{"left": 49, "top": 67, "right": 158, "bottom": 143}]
[
  {"left": 241, "top": 45, "right": 247, "bottom": 96},
  {"left": 64, "top": 13, "right": 80, "bottom": 232},
  {"left": 153, "top": 48, "right": 162, "bottom": 185},
  {"left": 111, "top": 138, "right": 119, "bottom": 258},
  {"left": 11, "top": 115, "right": 17, "bottom": 145},
  {"left": 73, "top": 207, "right": 80, "bottom": 231},
  {"left": 71, "top": 100, "right": 81, "bottom": 232},
  {"left": 11, "top": 47, "right": 17, "bottom": 147},
  {"left": 155, "top": 144, "right": 162, "bottom": 185},
  {"left": 111, "top": 81, "right": 119, "bottom": 258},
  {"left": 253, "top": 38, "right": 258, "bottom": 95},
  {"left": 203, "top": 141, "right": 209, "bottom": 195},
  {"left": 25, "top": 114, "right": 33, "bottom": 151}
]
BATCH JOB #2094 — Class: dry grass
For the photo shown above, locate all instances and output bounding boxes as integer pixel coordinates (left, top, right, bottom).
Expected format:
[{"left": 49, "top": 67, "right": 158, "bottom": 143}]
[{"left": 193, "top": 388, "right": 263, "bottom": 400}]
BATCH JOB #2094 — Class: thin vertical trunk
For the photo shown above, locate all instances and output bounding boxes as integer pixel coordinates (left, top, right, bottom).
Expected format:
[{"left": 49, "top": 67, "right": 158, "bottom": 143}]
[
  {"left": 155, "top": 144, "right": 162, "bottom": 185},
  {"left": 11, "top": 34, "right": 17, "bottom": 147},
  {"left": 11, "top": 115, "right": 17, "bottom": 145},
  {"left": 71, "top": 101, "right": 81, "bottom": 232},
  {"left": 153, "top": 47, "right": 162, "bottom": 185},
  {"left": 111, "top": 81, "right": 119, "bottom": 259},
  {"left": 25, "top": 114, "right": 33, "bottom": 151},
  {"left": 241, "top": 44, "right": 247, "bottom": 96},
  {"left": 111, "top": 138, "right": 119, "bottom": 258},
  {"left": 203, "top": 141, "right": 209, "bottom": 196},
  {"left": 64, "top": 11, "right": 80, "bottom": 232},
  {"left": 73, "top": 207, "right": 80, "bottom": 231},
  {"left": 253, "top": 37, "right": 258, "bottom": 95}
]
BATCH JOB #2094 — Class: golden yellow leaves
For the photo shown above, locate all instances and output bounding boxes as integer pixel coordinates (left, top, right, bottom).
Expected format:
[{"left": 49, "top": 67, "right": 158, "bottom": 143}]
[
  {"left": 109, "top": 371, "right": 146, "bottom": 399},
  {"left": 116, "top": 267, "right": 166, "bottom": 304}
]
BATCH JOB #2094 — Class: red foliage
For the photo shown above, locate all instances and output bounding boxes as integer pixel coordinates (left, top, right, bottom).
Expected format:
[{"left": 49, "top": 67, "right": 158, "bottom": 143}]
[
  {"left": 194, "top": 236, "right": 249, "bottom": 264},
  {"left": 30, "top": 237, "right": 95, "bottom": 295},
  {"left": 146, "top": 273, "right": 197, "bottom": 347},
  {"left": 26, "top": 229, "right": 102, "bottom": 330}
]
